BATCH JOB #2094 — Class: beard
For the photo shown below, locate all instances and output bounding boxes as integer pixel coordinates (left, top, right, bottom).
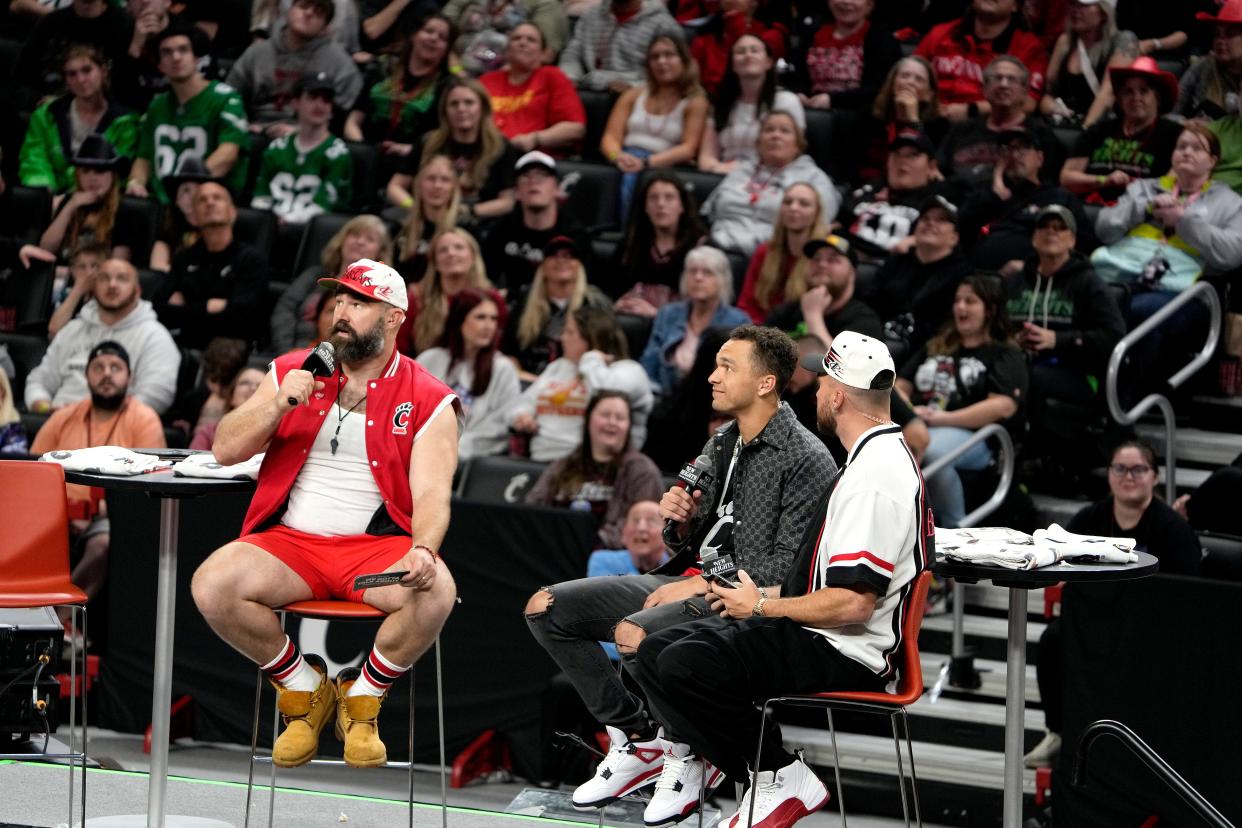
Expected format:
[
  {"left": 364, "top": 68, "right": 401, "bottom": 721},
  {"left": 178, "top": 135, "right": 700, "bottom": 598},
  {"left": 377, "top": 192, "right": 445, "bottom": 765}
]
[
  {"left": 331, "top": 319, "right": 386, "bottom": 363},
  {"left": 816, "top": 402, "right": 838, "bottom": 437},
  {"left": 90, "top": 386, "right": 126, "bottom": 411}
]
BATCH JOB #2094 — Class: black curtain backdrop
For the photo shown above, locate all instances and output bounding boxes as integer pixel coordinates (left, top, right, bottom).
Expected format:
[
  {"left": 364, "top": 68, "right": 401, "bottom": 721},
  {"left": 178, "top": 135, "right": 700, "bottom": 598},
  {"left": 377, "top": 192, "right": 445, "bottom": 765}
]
[
  {"left": 1053, "top": 575, "right": 1242, "bottom": 826},
  {"left": 98, "top": 492, "right": 595, "bottom": 779}
]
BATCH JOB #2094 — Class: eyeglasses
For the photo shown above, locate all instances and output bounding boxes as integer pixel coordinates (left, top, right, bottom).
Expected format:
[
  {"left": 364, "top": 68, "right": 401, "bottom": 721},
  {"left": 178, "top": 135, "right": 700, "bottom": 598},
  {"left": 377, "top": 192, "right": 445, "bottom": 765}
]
[{"left": 1108, "top": 463, "right": 1153, "bottom": 479}]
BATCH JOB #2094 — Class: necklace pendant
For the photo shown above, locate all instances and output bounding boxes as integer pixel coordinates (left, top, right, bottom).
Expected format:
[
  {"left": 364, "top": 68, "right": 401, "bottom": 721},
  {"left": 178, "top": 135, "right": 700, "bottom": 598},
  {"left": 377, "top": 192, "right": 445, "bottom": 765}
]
[{"left": 330, "top": 437, "right": 339, "bottom": 456}]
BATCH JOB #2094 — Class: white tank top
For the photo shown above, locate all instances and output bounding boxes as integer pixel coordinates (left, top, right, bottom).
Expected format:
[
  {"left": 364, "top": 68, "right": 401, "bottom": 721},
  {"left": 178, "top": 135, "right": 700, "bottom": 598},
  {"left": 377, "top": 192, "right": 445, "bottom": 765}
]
[
  {"left": 282, "top": 403, "right": 386, "bottom": 536},
  {"left": 625, "top": 90, "right": 689, "bottom": 154}
]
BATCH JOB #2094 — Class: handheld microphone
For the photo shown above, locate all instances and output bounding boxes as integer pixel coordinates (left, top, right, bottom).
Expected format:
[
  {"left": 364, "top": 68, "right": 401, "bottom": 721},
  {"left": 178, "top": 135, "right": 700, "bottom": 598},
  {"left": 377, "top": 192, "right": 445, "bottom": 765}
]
[
  {"left": 666, "top": 454, "right": 713, "bottom": 532},
  {"left": 288, "top": 341, "right": 335, "bottom": 407},
  {"left": 700, "top": 549, "right": 739, "bottom": 588}
]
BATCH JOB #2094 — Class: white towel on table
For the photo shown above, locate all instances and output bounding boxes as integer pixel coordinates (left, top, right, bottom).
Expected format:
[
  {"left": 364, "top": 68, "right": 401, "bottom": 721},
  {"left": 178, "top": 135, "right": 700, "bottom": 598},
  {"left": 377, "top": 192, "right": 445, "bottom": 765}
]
[
  {"left": 40, "top": 446, "right": 172, "bottom": 476},
  {"left": 1033, "top": 523, "right": 1138, "bottom": 563},
  {"left": 172, "top": 452, "right": 264, "bottom": 480},
  {"left": 936, "top": 527, "right": 1058, "bottom": 570}
]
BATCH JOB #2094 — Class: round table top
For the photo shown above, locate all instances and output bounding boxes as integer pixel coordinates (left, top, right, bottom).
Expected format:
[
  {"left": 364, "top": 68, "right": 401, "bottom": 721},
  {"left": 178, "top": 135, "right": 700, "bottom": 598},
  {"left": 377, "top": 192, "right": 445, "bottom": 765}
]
[
  {"left": 62, "top": 466, "right": 256, "bottom": 498},
  {"left": 933, "top": 550, "right": 1160, "bottom": 589}
]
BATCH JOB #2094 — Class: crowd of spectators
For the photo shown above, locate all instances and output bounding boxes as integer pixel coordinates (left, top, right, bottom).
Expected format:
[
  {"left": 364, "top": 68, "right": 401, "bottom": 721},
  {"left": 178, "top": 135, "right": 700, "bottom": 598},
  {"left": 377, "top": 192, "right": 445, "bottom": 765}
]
[{"left": 2, "top": 0, "right": 1242, "bottom": 557}]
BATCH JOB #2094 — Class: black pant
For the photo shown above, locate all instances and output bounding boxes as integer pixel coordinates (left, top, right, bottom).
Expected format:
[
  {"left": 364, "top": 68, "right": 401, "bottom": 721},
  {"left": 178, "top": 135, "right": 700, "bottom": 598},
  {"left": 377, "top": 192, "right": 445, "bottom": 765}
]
[
  {"left": 1035, "top": 618, "right": 1063, "bottom": 733},
  {"left": 633, "top": 616, "right": 885, "bottom": 778}
]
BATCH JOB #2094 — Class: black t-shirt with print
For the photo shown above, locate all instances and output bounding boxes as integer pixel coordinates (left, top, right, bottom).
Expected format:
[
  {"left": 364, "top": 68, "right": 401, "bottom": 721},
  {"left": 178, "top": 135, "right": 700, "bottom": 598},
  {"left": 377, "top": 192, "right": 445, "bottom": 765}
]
[
  {"left": 898, "top": 342, "right": 1028, "bottom": 428},
  {"left": 1072, "top": 116, "right": 1182, "bottom": 203},
  {"left": 765, "top": 296, "right": 885, "bottom": 341},
  {"left": 402, "top": 138, "right": 519, "bottom": 202}
]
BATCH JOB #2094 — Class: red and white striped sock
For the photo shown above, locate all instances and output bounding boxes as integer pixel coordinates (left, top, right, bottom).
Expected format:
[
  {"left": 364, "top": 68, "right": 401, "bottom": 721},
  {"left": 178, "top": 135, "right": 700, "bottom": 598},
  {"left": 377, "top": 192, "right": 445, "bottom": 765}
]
[
  {"left": 261, "top": 636, "right": 320, "bottom": 692},
  {"left": 348, "top": 646, "right": 409, "bottom": 697}
]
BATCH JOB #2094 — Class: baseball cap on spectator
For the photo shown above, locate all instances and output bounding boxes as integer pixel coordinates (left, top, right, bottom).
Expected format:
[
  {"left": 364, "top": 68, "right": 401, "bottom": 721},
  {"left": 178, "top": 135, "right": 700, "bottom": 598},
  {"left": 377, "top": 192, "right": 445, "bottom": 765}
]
[
  {"left": 1197, "top": 0, "right": 1242, "bottom": 23},
  {"left": 88, "top": 341, "right": 131, "bottom": 372},
  {"left": 543, "top": 235, "right": 583, "bottom": 259},
  {"left": 1108, "top": 57, "right": 1179, "bottom": 114},
  {"left": 889, "top": 128, "right": 935, "bottom": 155},
  {"left": 72, "top": 134, "right": 129, "bottom": 174},
  {"left": 916, "top": 194, "right": 959, "bottom": 227},
  {"left": 516, "top": 151, "right": 558, "bottom": 178},
  {"left": 1036, "top": 204, "right": 1077, "bottom": 235},
  {"left": 800, "top": 331, "right": 896, "bottom": 391},
  {"left": 294, "top": 70, "right": 335, "bottom": 98},
  {"left": 803, "top": 233, "right": 857, "bottom": 265},
  {"left": 319, "top": 259, "right": 409, "bottom": 312},
  {"left": 997, "top": 126, "right": 1043, "bottom": 150}
]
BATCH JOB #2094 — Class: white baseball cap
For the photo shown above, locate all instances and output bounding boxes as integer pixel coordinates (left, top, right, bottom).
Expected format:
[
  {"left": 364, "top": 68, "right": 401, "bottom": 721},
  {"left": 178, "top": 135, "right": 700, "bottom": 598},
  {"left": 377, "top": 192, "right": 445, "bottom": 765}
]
[
  {"left": 318, "top": 258, "right": 408, "bottom": 312},
  {"left": 800, "top": 331, "right": 896, "bottom": 391}
]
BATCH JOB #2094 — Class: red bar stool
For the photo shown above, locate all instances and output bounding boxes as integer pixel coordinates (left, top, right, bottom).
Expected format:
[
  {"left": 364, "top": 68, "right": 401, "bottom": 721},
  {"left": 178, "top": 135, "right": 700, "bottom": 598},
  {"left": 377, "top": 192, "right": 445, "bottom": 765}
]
[
  {"left": 243, "top": 599, "right": 447, "bottom": 828},
  {"left": 0, "top": 460, "right": 89, "bottom": 826},
  {"left": 747, "top": 571, "right": 933, "bottom": 828}
]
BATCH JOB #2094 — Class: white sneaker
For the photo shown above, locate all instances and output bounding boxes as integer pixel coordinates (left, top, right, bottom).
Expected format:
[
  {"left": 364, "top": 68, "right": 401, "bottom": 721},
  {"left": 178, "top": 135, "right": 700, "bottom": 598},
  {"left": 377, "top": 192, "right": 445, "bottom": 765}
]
[
  {"left": 1023, "top": 731, "right": 1061, "bottom": 769},
  {"left": 572, "top": 726, "right": 665, "bottom": 809},
  {"left": 642, "top": 741, "right": 724, "bottom": 826},
  {"left": 723, "top": 758, "right": 830, "bottom": 828}
]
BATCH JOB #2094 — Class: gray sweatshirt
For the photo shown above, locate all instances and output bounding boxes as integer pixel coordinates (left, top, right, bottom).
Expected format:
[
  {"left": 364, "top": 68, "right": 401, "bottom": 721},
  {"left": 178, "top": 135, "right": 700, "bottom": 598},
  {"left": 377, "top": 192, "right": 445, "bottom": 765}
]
[
  {"left": 1095, "top": 176, "right": 1242, "bottom": 276},
  {"left": 416, "top": 347, "right": 522, "bottom": 460},
  {"left": 703, "top": 154, "right": 839, "bottom": 255},
  {"left": 226, "top": 30, "right": 363, "bottom": 126},
  {"left": 558, "top": 0, "right": 680, "bottom": 91},
  {"left": 25, "top": 299, "right": 181, "bottom": 414}
]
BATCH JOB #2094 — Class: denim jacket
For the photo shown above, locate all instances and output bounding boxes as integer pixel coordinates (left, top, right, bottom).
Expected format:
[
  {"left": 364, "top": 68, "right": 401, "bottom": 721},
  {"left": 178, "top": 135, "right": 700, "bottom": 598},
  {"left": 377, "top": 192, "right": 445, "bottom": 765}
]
[{"left": 639, "top": 301, "right": 752, "bottom": 396}]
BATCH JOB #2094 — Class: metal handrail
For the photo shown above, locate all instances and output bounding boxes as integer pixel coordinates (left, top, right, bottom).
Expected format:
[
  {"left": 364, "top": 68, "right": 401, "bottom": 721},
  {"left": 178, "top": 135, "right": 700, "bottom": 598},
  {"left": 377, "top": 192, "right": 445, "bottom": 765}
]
[
  {"left": 922, "top": 422, "right": 1016, "bottom": 530},
  {"left": 1073, "top": 720, "right": 1235, "bottom": 828},
  {"left": 1104, "top": 281, "right": 1222, "bottom": 502}
]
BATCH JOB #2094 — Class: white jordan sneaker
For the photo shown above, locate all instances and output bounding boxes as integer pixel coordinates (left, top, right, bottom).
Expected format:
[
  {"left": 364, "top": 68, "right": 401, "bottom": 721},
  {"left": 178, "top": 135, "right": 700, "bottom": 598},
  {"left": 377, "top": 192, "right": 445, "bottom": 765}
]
[
  {"left": 723, "top": 757, "right": 830, "bottom": 828},
  {"left": 642, "top": 741, "right": 724, "bottom": 826},
  {"left": 1023, "top": 731, "right": 1061, "bottom": 769},
  {"left": 572, "top": 726, "right": 665, "bottom": 809}
]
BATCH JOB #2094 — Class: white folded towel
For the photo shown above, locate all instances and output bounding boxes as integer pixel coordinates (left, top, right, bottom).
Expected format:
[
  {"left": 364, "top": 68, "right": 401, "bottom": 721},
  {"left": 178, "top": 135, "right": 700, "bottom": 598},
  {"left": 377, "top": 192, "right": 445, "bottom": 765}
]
[
  {"left": 41, "top": 446, "right": 172, "bottom": 476},
  {"left": 172, "top": 452, "right": 264, "bottom": 481},
  {"left": 1033, "top": 524, "right": 1138, "bottom": 563}
]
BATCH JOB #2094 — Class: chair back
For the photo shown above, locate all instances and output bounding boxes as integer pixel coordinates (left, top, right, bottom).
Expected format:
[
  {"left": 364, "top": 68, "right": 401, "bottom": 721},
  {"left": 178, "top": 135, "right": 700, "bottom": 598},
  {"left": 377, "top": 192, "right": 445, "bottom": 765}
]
[{"left": 0, "top": 459, "right": 83, "bottom": 607}]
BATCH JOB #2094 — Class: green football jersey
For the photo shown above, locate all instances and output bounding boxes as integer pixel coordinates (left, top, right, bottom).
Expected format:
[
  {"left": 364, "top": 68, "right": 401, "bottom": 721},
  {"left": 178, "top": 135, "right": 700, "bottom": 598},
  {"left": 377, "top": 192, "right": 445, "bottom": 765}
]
[
  {"left": 137, "top": 80, "right": 250, "bottom": 203},
  {"left": 251, "top": 133, "right": 354, "bottom": 223}
]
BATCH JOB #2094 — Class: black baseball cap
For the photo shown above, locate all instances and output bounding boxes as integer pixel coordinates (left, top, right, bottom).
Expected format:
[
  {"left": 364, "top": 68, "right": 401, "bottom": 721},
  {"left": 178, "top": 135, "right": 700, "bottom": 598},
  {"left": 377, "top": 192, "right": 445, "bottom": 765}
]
[
  {"left": 889, "top": 128, "right": 935, "bottom": 155},
  {"left": 803, "top": 233, "right": 857, "bottom": 265},
  {"left": 87, "top": 341, "right": 130, "bottom": 371},
  {"left": 997, "top": 127, "right": 1043, "bottom": 150},
  {"left": 542, "top": 235, "right": 581, "bottom": 258},
  {"left": 916, "top": 194, "right": 959, "bottom": 227},
  {"left": 294, "top": 70, "right": 335, "bottom": 98}
]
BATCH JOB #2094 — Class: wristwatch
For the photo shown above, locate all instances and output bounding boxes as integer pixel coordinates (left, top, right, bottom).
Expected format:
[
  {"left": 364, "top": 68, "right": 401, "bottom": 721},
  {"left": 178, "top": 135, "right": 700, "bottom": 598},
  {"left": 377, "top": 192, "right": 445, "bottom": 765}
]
[{"left": 752, "top": 597, "right": 767, "bottom": 617}]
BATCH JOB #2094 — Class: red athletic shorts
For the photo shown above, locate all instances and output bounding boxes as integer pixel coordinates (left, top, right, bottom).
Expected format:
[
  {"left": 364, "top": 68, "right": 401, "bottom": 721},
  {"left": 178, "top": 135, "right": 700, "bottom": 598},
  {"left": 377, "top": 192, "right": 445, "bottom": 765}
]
[{"left": 239, "top": 524, "right": 410, "bottom": 601}]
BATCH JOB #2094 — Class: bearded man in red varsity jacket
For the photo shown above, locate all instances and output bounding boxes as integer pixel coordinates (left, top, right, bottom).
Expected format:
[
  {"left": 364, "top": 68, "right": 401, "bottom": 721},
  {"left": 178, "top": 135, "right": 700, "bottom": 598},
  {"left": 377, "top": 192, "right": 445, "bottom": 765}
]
[{"left": 191, "top": 258, "right": 461, "bottom": 769}]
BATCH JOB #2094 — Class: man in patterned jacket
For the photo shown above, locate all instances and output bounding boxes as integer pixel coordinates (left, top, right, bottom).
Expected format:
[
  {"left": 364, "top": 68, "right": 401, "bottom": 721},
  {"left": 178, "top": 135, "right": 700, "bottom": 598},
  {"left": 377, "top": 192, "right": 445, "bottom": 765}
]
[
  {"left": 191, "top": 259, "right": 460, "bottom": 770},
  {"left": 525, "top": 325, "right": 836, "bottom": 826}
]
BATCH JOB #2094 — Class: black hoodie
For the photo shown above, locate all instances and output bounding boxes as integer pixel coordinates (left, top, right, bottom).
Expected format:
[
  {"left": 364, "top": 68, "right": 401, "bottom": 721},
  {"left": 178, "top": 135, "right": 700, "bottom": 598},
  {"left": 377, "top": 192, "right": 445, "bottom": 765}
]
[{"left": 1002, "top": 254, "right": 1125, "bottom": 377}]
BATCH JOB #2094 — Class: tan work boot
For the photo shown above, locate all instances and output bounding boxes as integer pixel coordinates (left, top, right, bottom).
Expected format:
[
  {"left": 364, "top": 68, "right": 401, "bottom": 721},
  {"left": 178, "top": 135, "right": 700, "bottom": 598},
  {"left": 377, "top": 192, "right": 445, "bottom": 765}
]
[
  {"left": 335, "top": 668, "right": 388, "bottom": 767},
  {"left": 271, "top": 654, "right": 336, "bottom": 768}
]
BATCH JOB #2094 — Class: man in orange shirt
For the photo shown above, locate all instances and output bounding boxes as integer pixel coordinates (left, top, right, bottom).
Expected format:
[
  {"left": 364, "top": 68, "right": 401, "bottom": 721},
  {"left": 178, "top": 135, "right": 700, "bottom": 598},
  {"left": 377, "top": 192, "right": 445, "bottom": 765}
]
[{"left": 33, "top": 341, "right": 166, "bottom": 620}]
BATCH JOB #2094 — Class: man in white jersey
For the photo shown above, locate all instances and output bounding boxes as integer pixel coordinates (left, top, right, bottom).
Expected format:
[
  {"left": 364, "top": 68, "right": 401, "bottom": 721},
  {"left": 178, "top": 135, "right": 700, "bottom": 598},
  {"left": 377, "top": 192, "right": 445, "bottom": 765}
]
[
  {"left": 633, "top": 330, "right": 932, "bottom": 828},
  {"left": 191, "top": 259, "right": 460, "bottom": 769}
]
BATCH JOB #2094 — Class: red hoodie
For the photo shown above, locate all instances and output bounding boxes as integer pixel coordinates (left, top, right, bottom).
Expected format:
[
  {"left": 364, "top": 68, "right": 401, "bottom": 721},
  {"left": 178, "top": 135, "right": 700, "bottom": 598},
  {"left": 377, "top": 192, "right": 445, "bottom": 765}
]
[{"left": 914, "top": 16, "right": 1047, "bottom": 105}]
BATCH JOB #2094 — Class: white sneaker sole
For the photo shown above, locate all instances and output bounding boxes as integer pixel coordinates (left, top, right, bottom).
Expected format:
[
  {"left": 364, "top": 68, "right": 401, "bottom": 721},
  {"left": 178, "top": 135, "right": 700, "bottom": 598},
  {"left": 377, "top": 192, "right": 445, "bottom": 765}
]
[
  {"left": 641, "top": 765, "right": 725, "bottom": 826},
  {"left": 572, "top": 766, "right": 663, "bottom": 810}
]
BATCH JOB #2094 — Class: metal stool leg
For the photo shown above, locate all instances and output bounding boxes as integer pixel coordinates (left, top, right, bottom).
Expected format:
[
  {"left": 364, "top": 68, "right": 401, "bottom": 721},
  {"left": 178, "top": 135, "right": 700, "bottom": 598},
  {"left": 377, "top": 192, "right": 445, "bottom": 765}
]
[
  {"left": 436, "top": 636, "right": 448, "bottom": 828},
  {"left": 266, "top": 611, "right": 287, "bottom": 828},
  {"left": 826, "top": 708, "right": 847, "bottom": 828},
  {"left": 244, "top": 659, "right": 264, "bottom": 828},
  {"left": 901, "top": 710, "right": 922, "bottom": 828},
  {"left": 408, "top": 661, "right": 415, "bottom": 828},
  {"left": 79, "top": 605, "right": 88, "bottom": 826},
  {"left": 889, "top": 712, "right": 910, "bottom": 827},
  {"left": 747, "top": 701, "right": 770, "bottom": 828},
  {"left": 67, "top": 604, "right": 77, "bottom": 825}
]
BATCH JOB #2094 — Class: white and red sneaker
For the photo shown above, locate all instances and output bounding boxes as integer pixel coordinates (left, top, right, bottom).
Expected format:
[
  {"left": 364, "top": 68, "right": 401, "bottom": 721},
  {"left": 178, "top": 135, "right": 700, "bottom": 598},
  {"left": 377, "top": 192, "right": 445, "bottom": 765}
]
[
  {"left": 642, "top": 741, "right": 725, "bottom": 826},
  {"left": 572, "top": 726, "right": 665, "bottom": 809},
  {"left": 723, "top": 758, "right": 830, "bottom": 828}
]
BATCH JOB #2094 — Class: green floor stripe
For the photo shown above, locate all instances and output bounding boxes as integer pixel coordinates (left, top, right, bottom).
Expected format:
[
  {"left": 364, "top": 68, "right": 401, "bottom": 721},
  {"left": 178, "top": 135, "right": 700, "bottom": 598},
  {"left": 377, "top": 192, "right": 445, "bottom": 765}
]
[{"left": 3, "top": 761, "right": 604, "bottom": 826}]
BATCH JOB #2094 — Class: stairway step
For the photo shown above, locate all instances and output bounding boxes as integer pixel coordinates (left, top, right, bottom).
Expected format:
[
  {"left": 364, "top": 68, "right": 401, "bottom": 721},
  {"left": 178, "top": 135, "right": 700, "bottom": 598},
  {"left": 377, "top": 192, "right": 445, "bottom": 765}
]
[
  {"left": 921, "top": 652, "right": 1040, "bottom": 704},
  {"left": 910, "top": 694, "right": 1045, "bottom": 735},
  {"left": 961, "top": 583, "right": 1047, "bottom": 617},
  {"left": 921, "top": 613, "right": 1046, "bottom": 664},
  {"left": 783, "top": 727, "right": 1038, "bottom": 794},
  {"left": 1137, "top": 425, "right": 1242, "bottom": 466}
]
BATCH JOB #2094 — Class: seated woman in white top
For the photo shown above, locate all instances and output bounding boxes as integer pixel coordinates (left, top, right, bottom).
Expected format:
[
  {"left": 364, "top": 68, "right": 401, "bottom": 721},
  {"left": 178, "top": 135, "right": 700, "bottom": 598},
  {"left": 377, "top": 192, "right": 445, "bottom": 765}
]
[
  {"left": 416, "top": 287, "right": 520, "bottom": 460},
  {"left": 600, "top": 34, "right": 709, "bottom": 218},
  {"left": 702, "top": 109, "right": 838, "bottom": 256},
  {"left": 698, "top": 34, "right": 805, "bottom": 175}
]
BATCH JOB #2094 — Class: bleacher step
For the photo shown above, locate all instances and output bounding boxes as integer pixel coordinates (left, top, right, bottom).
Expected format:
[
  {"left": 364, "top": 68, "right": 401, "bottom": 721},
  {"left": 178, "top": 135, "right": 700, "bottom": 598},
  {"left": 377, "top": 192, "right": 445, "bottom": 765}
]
[
  {"left": 1137, "top": 426, "right": 1242, "bottom": 466},
  {"left": 910, "top": 694, "right": 1045, "bottom": 735},
  {"left": 961, "top": 583, "right": 1047, "bottom": 616},
  {"left": 784, "top": 727, "right": 1037, "bottom": 794},
  {"left": 921, "top": 614, "right": 1045, "bottom": 663},
  {"left": 920, "top": 652, "right": 1040, "bottom": 704}
]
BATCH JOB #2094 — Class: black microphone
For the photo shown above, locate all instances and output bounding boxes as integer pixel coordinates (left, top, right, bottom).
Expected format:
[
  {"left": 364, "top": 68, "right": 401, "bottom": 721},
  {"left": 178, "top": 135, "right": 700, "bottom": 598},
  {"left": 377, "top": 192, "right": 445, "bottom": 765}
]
[
  {"left": 288, "top": 341, "right": 335, "bottom": 407},
  {"left": 666, "top": 454, "right": 713, "bottom": 532}
]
